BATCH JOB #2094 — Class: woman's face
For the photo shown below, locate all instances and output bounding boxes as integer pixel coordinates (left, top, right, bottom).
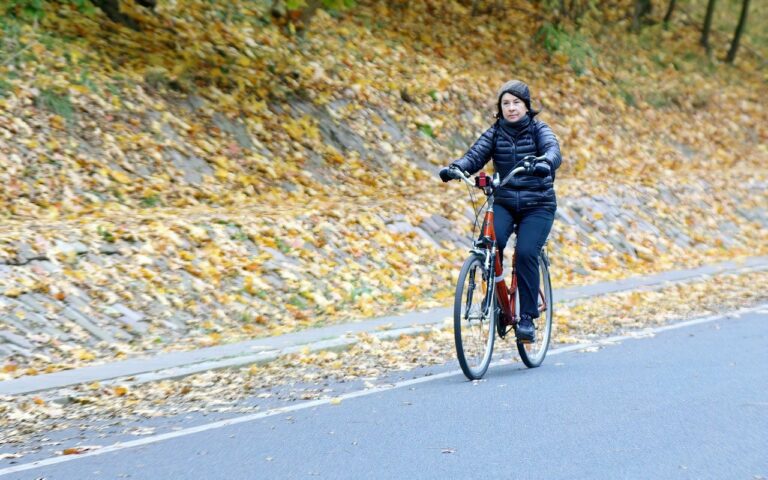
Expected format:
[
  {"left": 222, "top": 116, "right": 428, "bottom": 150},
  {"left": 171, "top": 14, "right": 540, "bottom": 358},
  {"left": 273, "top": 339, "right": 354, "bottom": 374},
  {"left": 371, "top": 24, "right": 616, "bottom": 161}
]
[{"left": 500, "top": 93, "right": 527, "bottom": 122}]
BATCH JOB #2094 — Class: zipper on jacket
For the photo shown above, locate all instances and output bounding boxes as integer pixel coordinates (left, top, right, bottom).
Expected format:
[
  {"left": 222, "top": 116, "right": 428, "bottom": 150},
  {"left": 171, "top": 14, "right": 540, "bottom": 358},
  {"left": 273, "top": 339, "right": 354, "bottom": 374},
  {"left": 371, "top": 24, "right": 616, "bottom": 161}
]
[{"left": 511, "top": 137, "right": 517, "bottom": 189}]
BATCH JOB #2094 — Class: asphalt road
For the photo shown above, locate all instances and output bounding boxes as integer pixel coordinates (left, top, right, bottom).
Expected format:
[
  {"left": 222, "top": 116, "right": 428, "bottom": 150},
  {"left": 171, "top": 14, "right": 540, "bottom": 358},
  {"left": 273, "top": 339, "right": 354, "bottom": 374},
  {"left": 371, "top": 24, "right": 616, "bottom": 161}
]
[{"left": 5, "top": 308, "right": 767, "bottom": 479}]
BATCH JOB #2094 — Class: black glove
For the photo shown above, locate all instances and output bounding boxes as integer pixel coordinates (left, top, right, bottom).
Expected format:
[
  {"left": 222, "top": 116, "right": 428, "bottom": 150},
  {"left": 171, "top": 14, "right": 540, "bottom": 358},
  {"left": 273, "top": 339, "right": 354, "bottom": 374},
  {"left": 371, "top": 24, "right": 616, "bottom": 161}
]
[
  {"left": 531, "top": 159, "right": 552, "bottom": 178},
  {"left": 439, "top": 166, "right": 462, "bottom": 182}
]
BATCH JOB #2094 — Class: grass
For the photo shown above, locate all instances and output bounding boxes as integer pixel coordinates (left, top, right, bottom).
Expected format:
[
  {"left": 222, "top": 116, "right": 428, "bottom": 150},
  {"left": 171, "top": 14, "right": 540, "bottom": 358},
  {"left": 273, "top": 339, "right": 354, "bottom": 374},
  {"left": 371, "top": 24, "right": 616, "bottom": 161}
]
[
  {"left": 139, "top": 195, "right": 161, "bottom": 208},
  {"left": 35, "top": 88, "right": 75, "bottom": 121},
  {"left": 276, "top": 238, "right": 291, "bottom": 253},
  {"left": 417, "top": 123, "right": 435, "bottom": 138},
  {"left": 0, "top": 79, "right": 12, "bottom": 97},
  {"left": 535, "top": 22, "right": 595, "bottom": 75},
  {"left": 98, "top": 226, "right": 116, "bottom": 243},
  {"left": 288, "top": 295, "right": 308, "bottom": 309}
]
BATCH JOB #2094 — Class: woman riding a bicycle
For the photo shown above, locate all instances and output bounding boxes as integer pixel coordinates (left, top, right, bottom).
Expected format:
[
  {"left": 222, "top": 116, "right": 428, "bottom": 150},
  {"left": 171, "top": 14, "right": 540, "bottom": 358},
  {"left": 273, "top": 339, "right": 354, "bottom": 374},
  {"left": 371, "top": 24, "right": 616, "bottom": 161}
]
[{"left": 440, "top": 79, "right": 562, "bottom": 343}]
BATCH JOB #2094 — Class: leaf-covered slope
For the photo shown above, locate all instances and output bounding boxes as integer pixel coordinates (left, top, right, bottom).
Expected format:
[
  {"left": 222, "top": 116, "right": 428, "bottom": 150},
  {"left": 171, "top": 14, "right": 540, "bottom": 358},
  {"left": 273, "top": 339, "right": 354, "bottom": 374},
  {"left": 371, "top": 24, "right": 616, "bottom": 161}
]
[
  {"left": 0, "top": 0, "right": 766, "bottom": 376},
  {"left": 1, "top": 1, "right": 765, "bottom": 214}
]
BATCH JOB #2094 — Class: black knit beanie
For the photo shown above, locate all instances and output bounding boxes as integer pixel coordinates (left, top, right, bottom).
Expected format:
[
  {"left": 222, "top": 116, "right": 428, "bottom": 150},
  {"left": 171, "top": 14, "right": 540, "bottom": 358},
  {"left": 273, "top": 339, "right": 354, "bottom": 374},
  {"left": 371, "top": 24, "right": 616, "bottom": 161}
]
[{"left": 496, "top": 80, "right": 536, "bottom": 117}]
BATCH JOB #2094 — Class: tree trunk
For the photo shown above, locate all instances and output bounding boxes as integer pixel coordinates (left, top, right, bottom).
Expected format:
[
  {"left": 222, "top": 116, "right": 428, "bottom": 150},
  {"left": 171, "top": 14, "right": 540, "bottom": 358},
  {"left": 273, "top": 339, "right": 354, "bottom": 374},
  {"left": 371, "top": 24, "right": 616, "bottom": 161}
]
[
  {"left": 700, "top": 0, "right": 716, "bottom": 52},
  {"left": 90, "top": 0, "right": 155, "bottom": 30},
  {"left": 90, "top": 0, "right": 140, "bottom": 30},
  {"left": 631, "top": 0, "right": 652, "bottom": 32},
  {"left": 662, "top": 0, "right": 675, "bottom": 27},
  {"left": 726, "top": 0, "right": 750, "bottom": 63}
]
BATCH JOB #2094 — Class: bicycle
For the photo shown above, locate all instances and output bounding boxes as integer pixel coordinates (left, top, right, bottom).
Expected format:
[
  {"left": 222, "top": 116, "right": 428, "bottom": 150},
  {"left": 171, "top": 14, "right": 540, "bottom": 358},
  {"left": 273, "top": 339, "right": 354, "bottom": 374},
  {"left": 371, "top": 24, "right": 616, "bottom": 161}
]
[{"left": 448, "top": 157, "right": 554, "bottom": 380}]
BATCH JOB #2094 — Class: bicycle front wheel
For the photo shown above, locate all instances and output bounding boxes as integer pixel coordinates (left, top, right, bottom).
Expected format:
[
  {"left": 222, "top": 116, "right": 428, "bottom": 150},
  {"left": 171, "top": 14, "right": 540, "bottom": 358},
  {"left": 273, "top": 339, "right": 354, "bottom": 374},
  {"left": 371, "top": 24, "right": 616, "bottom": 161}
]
[
  {"left": 517, "top": 253, "right": 553, "bottom": 368},
  {"left": 454, "top": 253, "right": 496, "bottom": 380}
]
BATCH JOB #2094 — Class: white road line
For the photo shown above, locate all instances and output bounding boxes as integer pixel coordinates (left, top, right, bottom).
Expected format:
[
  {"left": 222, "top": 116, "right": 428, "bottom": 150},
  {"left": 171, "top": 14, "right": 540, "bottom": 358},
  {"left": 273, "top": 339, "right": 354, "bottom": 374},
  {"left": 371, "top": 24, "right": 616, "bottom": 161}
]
[{"left": 1, "top": 302, "right": 766, "bottom": 477}]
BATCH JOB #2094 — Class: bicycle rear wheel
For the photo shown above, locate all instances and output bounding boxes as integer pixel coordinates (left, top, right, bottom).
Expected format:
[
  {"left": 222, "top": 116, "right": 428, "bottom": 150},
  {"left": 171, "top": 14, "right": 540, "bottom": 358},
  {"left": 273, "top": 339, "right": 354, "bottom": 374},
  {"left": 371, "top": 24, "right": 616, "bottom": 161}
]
[
  {"left": 454, "top": 253, "right": 496, "bottom": 380},
  {"left": 517, "top": 253, "right": 553, "bottom": 368}
]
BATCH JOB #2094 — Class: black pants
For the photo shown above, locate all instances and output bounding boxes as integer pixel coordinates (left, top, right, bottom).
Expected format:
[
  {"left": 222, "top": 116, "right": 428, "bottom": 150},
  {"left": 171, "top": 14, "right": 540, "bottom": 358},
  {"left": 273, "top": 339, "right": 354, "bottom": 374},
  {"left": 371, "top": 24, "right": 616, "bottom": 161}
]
[{"left": 493, "top": 202, "right": 555, "bottom": 319}]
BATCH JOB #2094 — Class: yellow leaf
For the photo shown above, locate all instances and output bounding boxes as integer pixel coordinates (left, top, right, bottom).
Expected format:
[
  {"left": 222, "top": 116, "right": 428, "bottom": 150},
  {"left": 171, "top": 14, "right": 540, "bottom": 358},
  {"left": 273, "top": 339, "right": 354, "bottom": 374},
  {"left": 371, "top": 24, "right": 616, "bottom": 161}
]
[
  {"left": 22, "top": 138, "right": 39, "bottom": 149},
  {"left": 108, "top": 170, "right": 132, "bottom": 184},
  {"left": 212, "top": 156, "right": 230, "bottom": 169},
  {"left": 74, "top": 349, "right": 96, "bottom": 361},
  {"left": 433, "top": 289, "right": 452, "bottom": 301},
  {"left": 283, "top": 116, "right": 320, "bottom": 142},
  {"left": 188, "top": 225, "right": 208, "bottom": 242},
  {"left": 215, "top": 167, "right": 229, "bottom": 180}
]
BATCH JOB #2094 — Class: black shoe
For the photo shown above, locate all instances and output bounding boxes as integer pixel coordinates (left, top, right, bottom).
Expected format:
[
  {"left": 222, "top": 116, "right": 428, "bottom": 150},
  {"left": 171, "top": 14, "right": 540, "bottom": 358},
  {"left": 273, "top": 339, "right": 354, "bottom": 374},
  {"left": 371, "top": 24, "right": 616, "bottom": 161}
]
[{"left": 515, "top": 315, "right": 535, "bottom": 343}]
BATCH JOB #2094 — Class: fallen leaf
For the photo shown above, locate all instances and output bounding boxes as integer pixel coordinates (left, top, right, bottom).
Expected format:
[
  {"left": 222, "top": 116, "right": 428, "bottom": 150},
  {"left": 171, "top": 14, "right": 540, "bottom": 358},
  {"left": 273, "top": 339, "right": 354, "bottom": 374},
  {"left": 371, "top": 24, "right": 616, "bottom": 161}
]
[{"left": 61, "top": 445, "right": 102, "bottom": 455}]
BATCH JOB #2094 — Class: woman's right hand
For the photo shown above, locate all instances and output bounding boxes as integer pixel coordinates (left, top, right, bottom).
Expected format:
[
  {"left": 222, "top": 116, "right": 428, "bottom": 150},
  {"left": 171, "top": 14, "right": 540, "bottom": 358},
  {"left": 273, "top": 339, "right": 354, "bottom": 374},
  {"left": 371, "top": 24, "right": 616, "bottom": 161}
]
[{"left": 439, "top": 166, "right": 462, "bottom": 182}]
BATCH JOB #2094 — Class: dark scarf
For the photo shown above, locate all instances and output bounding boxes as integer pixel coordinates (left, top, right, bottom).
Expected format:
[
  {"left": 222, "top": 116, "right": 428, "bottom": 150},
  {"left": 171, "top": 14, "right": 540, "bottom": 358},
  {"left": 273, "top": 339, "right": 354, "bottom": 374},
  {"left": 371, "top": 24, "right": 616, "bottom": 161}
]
[{"left": 499, "top": 114, "right": 531, "bottom": 139}]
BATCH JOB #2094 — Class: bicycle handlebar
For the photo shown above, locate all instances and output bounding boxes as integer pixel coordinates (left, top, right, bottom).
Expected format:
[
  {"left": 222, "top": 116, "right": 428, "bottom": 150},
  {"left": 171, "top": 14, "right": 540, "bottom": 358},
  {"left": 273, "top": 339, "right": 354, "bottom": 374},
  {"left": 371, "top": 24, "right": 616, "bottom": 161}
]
[{"left": 449, "top": 154, "right": 547, "bottom": 191}]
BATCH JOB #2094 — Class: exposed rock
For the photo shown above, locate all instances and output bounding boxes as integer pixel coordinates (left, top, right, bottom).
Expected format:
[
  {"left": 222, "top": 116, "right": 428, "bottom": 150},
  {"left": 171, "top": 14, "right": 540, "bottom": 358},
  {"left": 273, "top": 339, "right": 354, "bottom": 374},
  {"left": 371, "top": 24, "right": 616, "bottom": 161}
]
[
  {"left": 386, "top": 221, "right": 439, "bottom": 248},
  {"left": 212, "top": 113, "right": 255, "bottom": 150},
  {"left": 55, "top": 240, "right": 89, "bottom": 256},
  {"left": 165, "top": 149, "right": 213, "bottom": 185},
  {"left": 61, "top": 307, "right": 115, "bottom": 343},
  {"left": 0, "top": 329, "right": 33, "bottom": 349}
]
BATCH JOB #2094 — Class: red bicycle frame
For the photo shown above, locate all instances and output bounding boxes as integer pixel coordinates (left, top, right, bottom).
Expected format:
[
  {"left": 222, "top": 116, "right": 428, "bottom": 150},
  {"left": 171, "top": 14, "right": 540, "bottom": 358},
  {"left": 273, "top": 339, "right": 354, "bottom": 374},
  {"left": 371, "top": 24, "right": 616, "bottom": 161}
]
[{"left": 481, "top": 209, "right": 516, "bottom": 328}]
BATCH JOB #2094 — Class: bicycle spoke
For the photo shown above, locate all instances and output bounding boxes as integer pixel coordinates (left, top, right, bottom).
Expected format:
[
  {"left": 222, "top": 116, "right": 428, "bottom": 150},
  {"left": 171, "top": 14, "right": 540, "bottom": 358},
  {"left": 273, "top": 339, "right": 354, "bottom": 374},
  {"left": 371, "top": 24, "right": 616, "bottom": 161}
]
[
  {"left": 454, "top": 255, "right": 495, "bottom": 380},
  {"left": 517, "top": 254, "right": 553, "bottom": 368}
]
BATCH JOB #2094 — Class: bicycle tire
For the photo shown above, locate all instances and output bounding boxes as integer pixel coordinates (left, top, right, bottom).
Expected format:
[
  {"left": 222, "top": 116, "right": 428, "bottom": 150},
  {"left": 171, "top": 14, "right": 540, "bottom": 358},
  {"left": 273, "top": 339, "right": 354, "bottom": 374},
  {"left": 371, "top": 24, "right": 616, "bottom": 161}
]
[
  {"left": 517, "top": 254, "right": 553, "bottom": 368},
  {"left": 454, "top": 253, "right": 496, "bottom": 380}
]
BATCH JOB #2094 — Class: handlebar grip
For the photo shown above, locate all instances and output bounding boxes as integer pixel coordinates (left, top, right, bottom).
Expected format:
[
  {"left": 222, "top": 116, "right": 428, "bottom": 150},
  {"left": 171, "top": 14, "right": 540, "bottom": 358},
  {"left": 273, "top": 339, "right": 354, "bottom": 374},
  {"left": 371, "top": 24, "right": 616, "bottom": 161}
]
[
  {"left": 522, "top": 154, "right": 547, "bottom": 163},
  {"left": 448, "top": 165, "right": 470, "bottom": 178}
]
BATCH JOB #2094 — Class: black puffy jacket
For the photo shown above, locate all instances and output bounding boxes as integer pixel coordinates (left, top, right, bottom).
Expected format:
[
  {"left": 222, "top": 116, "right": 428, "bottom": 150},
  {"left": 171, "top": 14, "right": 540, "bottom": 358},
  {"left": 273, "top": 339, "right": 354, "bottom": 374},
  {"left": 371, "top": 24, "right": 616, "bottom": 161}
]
[{"left": 453, "top": 115, "right": 561, "bottom": 209}]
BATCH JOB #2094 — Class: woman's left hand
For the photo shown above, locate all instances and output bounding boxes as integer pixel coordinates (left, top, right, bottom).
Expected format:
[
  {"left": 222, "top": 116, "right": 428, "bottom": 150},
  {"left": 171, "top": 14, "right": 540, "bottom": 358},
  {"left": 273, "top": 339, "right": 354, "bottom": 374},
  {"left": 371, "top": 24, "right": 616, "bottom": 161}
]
[{"left": 530, "top": 160, "right": 551, "bottom": 178}]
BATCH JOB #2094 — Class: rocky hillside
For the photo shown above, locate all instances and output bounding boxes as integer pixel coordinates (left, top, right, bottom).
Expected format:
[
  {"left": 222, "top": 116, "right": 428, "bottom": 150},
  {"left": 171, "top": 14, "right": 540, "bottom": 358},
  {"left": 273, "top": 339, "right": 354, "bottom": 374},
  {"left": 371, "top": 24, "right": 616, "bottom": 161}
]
[{"left": 0, "top": 0, "right": 766, "bottom": 377}]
